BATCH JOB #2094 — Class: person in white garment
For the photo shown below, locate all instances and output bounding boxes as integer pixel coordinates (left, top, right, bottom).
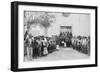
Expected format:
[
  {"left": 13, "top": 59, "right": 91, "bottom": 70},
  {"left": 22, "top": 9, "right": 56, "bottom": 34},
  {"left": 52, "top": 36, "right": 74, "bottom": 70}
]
[
  {"left": 43, "top": 38, "right": 48, "bottom": 55},
  {"left": 26, "top": 36, "right": 33, "bottom": 61},
  {"left": 56, "top": 44, "right": 60, "bottom": 50}
]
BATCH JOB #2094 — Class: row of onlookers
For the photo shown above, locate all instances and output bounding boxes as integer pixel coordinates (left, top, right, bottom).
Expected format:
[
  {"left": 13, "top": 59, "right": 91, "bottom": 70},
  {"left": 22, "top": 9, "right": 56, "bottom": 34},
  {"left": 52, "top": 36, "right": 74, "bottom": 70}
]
[
  {"left": 24, "top": 34, "right": 90, "bottom": 61},
  {"left": 72, "top": 36, "right": 90, "bottom": 56},
  {"left": 24, "top": 35, "right": 57, "bottom": 61}
]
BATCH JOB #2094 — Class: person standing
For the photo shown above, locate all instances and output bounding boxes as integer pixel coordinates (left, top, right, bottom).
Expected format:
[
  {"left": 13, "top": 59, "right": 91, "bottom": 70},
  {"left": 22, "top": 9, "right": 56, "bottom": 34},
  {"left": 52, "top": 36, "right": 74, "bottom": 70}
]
[
  {"left": 36, "top": 39, "right": 42, "bottom": 57},
  {"left": 25, "top": 35, "right": 30, "bottom": 61},
  {"left": 42, "top": 38, "right": 48, "bottom": 56},
  {"left": 56, "top": 44, "right": 60, "bottom": 50},
  {"left": 26, "top": 36, "right": 32, "bottom": 61},
  {"left": 41, "top": 41, "right": 44, "bottom": 56},
  {"left": 32, "top": 39, "right": 38, "bottom": 59},
  {"left": 31, "top": 37, "right": 34, "bottom": 59},
  {"left": 28, "top": 38, "right": 33, "bottom": 60}
]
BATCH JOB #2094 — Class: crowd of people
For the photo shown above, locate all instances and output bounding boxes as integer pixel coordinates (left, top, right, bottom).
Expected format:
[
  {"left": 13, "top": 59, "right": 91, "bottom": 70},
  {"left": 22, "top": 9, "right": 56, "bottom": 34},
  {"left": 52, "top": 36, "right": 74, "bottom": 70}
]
[
  {"left": 24, "top": 32, "right": 90, "bottom": 61},
  {"left": 72, "top": 36, "right": 90, "bottom": 56},
  {"left": 59, "top": 31, "right": 72, "bottom": 47},
  {"left": 24, "top": 35, "right": 58, "bottom": 61}
]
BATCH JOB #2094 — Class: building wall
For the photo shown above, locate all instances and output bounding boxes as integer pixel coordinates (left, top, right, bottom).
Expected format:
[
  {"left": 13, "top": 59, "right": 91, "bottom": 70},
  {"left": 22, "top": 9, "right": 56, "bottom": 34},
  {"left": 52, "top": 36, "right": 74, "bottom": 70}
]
[
  {"left": 72, "top": 14, "right": 90, "bottom": 36},
  {"left": 47, "top": 13, "right": 90, "bottom": 37}
]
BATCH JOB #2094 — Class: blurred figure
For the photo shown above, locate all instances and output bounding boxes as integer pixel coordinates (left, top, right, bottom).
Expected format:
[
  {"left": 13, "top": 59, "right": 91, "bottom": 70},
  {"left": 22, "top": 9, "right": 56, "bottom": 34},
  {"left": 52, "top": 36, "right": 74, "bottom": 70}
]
[
  {"left": 56, "top": 44, "right": 60, "bottom": 50},
  {"left": 42, "top": 38, "right": 48, "bottom": 56},
  {"left": 36, "top": 39, "right": 42, "bottom": 57},
  {"left": 32, "top": 39, "right": 38, "bottom": 59},
  {"left": 26, "top": 35, "right": 33, "bottom": 60}
]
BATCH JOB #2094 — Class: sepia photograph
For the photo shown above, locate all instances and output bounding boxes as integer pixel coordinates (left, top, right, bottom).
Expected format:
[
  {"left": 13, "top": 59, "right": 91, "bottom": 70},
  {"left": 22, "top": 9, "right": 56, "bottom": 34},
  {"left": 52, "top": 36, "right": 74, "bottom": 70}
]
[{"left": 24, "top": 11, "right": 90, "bottom": 62}]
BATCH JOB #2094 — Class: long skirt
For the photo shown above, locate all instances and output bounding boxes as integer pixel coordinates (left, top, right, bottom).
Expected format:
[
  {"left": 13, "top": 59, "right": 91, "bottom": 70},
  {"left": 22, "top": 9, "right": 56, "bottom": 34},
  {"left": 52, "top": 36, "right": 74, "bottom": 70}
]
[
  {"left": 33, "top": 47, "right": 38, "bottom": 58},
  {"left": 43, "top": 47, "right": 48, "bottom": 55},
  {"left": 56, "top": 45, "right": 60, "bottom": 50},
  {"left": 38, "top": 47, "right": 42, "bottom": 56}
]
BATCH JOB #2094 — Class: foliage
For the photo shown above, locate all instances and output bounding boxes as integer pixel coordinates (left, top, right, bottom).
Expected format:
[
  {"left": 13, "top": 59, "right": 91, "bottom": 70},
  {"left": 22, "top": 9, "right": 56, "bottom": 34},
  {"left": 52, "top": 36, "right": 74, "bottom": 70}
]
[{"left": 24, "top": 12, "right": 56, "bottom": 36}]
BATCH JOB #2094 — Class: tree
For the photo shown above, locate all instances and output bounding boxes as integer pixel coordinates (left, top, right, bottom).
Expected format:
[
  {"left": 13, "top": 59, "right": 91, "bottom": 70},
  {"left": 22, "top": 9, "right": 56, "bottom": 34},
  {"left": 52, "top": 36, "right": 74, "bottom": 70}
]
[{"left": 24, "top": 12, "right": 56, "bottom": 37}]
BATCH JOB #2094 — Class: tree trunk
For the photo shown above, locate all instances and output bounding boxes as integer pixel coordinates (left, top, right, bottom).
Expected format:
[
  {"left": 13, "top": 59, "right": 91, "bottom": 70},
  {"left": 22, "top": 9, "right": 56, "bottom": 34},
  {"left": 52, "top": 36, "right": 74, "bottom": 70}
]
[{"left": 44, "top": 28, "right": 48, "bottom": 37}]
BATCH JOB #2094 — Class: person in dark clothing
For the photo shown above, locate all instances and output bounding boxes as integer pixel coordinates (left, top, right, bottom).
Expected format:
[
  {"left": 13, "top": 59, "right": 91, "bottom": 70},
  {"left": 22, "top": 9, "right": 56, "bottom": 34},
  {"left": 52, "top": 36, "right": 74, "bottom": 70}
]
[
  {"left": 78, "top": 42, "right": 81, "bottom": 52},
  {"left": 37, "top": 40, "right": 42, "bottom": 57},
  {"left": 32, "top": 40, "right": 38, "bottom": 59},
  {"left": 24, "top": 37, "right": 29, "bottom": 56},
  {"left": 47, "top": 42, "right": 50, "bottom": 53},
  {"left": 41, "top": 42, "right": 44, "bottom": 56}
]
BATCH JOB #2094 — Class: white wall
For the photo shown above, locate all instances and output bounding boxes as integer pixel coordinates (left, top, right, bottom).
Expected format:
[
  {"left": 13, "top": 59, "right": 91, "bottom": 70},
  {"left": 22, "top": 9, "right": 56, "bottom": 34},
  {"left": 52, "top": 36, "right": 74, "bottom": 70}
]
[
  {"left": 0, "top": 0, "right": 99, "bottom": 73},
  {"left": 48, "top": 13, "right": 90, "bottom": 37},
  {"left": 72, "top": 14, "right": 90, "bottom": 36}
]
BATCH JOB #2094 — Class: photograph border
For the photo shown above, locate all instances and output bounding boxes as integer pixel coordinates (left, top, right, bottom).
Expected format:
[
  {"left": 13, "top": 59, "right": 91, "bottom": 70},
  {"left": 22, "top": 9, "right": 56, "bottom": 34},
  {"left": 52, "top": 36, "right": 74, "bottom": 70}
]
[{"left": 11, "top": 1, "right": 98, "bottom": 72}]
